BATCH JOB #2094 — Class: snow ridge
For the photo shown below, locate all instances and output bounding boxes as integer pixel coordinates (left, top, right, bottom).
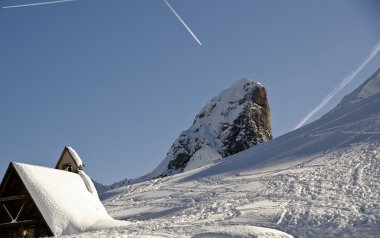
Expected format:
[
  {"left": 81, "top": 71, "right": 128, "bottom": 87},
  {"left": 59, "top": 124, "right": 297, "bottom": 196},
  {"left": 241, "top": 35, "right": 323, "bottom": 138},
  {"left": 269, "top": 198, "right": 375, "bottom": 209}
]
[
  {"left": 78, "top": 170, "right": 99, "bottom": 197},
  {"left": 336, "top": 67, "right": 380, "bottom": 107}
]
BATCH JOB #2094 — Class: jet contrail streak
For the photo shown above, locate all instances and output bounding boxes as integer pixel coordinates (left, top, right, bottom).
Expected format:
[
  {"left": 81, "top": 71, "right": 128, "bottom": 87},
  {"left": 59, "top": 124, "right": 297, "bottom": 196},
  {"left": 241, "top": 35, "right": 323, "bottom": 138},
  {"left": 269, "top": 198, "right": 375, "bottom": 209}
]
[
  {"left": 2, "top": 0, "right": 76, "bottom": 9},
  {"left": 295, "top": 40, "right": 380, "bottom": 130},
  {"left": 163, "top": 0, "right": 202, "bottom": 46}
]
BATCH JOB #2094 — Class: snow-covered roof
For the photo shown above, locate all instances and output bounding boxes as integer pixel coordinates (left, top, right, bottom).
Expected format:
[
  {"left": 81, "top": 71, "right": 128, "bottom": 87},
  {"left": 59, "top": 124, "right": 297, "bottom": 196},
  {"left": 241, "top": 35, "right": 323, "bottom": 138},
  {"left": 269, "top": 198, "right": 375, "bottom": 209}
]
[
  {"left": 13, "top": 163, "right": 127, "bottom": 236},
  {"left": 67, "top": 146, "right": 84, "bottom": 167}
]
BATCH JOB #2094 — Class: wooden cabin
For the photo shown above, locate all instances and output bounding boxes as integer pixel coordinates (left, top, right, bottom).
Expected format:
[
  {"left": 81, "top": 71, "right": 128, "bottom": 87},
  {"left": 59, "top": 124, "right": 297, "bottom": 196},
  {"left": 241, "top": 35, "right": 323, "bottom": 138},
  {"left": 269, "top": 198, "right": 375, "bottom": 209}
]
[
  {"left": 0, "top": 163, "right": 53, "bottom": 238},
  {"left": 0, "top": 147, "right": 112, "bottom": 238}
]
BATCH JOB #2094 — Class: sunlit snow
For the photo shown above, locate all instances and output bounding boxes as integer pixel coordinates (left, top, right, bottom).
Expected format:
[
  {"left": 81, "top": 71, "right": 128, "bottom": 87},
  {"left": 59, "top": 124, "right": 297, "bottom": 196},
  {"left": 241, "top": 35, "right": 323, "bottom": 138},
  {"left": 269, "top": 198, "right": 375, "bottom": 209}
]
[{"left": 58, "top": 69, "right": 380, "bottom": 237}]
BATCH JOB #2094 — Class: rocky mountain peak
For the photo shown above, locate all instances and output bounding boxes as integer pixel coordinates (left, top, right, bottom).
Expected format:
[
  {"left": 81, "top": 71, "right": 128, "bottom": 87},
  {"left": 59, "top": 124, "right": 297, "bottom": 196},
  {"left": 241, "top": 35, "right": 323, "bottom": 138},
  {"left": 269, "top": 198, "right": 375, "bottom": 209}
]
[{"left": 150, "top": 78, "right": 272, "bottom": 178}]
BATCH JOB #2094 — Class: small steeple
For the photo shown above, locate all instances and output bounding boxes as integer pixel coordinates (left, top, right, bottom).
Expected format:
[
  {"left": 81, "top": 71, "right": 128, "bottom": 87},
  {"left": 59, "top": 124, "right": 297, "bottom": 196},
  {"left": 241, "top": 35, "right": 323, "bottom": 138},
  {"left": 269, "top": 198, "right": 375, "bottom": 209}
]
[{"left": 55, "top": 146, "right": 84, "bottom": 173}]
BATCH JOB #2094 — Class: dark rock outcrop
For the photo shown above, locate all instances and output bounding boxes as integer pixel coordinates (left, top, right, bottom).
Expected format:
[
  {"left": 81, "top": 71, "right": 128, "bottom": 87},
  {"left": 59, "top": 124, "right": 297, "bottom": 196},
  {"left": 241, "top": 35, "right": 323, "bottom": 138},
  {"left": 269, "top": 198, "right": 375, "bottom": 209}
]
[{"left": 222, "top": 84, "right": 271, "bottom": 157}]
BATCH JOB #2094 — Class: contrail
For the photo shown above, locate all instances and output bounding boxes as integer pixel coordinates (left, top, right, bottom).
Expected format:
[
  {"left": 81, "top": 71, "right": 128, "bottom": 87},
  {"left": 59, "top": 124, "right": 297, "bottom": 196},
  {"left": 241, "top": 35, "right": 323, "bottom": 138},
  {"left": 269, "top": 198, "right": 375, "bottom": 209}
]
[
  {"left": 163, "top": 0, "right": 202, "bottom": 46},
  {"left": 2, "top": 0, "right": 76, "bottom": 9},
  {"left": 295, "top": 40, "right": 380, "bottom": 129}
]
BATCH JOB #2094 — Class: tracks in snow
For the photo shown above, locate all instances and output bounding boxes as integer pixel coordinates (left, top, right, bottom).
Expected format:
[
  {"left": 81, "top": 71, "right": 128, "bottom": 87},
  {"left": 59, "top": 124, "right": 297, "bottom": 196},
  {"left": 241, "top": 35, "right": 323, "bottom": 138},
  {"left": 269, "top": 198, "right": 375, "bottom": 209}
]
[{"left": 99, "top": 142, "right": 379, "bottom": 238}]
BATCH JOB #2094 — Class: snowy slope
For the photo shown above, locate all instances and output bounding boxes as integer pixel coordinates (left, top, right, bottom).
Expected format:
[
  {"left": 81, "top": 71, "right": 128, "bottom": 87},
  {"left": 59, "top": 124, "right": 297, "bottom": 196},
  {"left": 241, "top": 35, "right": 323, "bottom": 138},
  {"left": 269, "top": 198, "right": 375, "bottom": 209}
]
[
  {"left": 338, "top": 67, "right": 380, "bottom": 106},
  {"left": 60, "top": 68, "right": 380, "bottom": 237}
]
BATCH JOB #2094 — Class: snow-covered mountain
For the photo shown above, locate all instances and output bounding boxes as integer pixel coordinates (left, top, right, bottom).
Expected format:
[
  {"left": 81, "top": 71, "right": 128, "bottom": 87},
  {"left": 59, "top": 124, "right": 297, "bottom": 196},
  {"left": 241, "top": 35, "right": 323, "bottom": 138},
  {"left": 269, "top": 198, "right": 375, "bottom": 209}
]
[
  {"left": 110, "top": 78, "right": 272, "bottom": 188},
  {"left": 111, "top": 79, "right": 272, "bottom": 188},
  {"left": 62, "top": 68, "right": 380, "bottom": 237},
  {"left": 150, "top": 79, "right": 272, "bottom": 178}
]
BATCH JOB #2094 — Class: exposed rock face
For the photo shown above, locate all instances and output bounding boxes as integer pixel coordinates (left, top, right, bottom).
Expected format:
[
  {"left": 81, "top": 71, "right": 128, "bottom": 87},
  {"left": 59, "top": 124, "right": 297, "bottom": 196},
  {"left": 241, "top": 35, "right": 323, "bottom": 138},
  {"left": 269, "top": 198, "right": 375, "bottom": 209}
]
[
  {"left": 222, "top": 85, "right": 271, "bottom": 157},
  {"left": 150, "top": 78, "right": 272, "bottom": 178}
]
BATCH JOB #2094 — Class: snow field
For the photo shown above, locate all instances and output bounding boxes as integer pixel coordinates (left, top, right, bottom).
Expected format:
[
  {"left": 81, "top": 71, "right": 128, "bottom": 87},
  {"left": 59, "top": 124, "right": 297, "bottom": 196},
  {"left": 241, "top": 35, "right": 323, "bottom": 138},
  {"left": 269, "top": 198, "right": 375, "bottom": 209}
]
[
  {"left": 260, "top": 143, "right": 380, "bottom": 237},
  {"left": 57, "top": 142, "right": 379, "bottom": 238}
]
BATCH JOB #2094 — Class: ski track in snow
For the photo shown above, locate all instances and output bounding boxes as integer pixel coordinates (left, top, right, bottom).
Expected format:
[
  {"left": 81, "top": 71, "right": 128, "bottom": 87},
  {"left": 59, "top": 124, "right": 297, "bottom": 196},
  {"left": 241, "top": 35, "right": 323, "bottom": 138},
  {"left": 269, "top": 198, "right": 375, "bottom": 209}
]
[
  {"left": 261, "top": 144, "right": 380, "bottom": 237},
  {"left": 57, "top": 143, "right": 379, "bottom": 238}
]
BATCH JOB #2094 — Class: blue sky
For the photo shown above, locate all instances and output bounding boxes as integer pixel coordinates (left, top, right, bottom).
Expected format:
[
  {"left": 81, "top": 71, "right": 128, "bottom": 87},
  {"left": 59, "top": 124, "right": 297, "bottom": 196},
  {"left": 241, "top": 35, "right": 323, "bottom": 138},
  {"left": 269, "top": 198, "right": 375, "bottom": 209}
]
[{"left": 1, "top": 0, "right": 380, "bottom": 184}]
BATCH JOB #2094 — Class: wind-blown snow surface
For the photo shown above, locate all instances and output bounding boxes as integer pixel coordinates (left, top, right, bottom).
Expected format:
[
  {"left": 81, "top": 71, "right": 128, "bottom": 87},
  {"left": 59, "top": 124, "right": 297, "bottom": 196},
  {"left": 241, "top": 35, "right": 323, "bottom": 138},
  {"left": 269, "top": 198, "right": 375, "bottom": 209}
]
[{"left": 60, "top": 69, "right": 380, "bottom": 237}]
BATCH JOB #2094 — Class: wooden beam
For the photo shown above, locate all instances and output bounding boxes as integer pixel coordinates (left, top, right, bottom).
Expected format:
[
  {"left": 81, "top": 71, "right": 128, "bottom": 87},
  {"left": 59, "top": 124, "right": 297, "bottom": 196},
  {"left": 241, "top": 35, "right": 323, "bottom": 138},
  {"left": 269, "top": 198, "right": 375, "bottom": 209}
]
[
  {"left": 0, "top": 219, "right": 43, "bottom": 229},
  {"left": 0, "top": 195, "right": 26, "bottom": 202}
]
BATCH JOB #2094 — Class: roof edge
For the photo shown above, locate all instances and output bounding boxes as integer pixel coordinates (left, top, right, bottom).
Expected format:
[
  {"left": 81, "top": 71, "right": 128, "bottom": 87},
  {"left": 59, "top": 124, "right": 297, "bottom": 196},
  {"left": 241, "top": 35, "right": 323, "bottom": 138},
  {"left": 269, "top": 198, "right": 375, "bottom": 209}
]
[{"left": 55, "top": 146, "right": 70, "bottom": 169}]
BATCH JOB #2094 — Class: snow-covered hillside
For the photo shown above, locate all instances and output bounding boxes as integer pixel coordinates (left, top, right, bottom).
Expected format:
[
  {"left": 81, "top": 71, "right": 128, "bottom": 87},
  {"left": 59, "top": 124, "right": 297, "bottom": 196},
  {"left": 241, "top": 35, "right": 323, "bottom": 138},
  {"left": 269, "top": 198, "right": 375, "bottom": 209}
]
[{"left": 60, "top": 68, "right": 380, "bottom": 237}]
